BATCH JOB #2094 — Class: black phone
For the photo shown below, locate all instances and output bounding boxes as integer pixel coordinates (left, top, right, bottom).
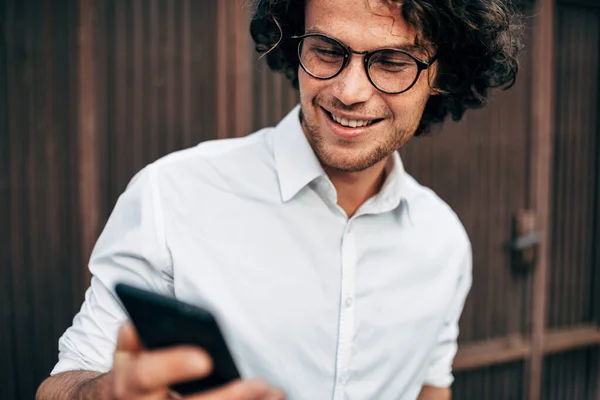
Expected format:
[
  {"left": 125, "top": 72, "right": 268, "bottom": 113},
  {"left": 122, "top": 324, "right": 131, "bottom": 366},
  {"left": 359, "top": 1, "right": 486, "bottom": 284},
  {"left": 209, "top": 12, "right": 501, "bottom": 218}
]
[{"left": 114, "top": 283, "right": 241, "bottom": 396}]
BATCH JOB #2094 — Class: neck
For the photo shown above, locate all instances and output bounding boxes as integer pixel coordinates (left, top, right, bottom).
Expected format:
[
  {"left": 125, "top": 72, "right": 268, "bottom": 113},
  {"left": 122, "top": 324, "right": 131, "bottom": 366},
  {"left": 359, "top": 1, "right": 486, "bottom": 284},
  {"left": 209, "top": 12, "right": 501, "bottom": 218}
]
[{"left": 325, "top": 157, "right": 389, "bottom": 218}]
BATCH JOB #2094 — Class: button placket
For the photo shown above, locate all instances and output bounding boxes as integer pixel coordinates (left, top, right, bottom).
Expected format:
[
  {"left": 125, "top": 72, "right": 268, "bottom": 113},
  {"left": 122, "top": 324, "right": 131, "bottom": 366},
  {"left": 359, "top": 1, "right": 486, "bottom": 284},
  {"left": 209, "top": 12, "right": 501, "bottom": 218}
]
[{"left": 332, "top": 222, "right": 357, "bottom": 400}]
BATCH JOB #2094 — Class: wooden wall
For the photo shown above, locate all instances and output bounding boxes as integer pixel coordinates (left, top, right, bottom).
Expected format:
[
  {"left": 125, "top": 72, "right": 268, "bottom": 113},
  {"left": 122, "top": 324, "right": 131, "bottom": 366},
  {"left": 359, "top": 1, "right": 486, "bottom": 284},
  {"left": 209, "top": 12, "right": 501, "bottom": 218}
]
[
  {"left": 91, "top": 0, "right": 299, "bottom": 217},
  {"left": 93, "top": 0, "right": 221, "bottom": 217},
  {"left": 547, "top": 1, "right": 599, "bottom": 330},
  {"left": 1, "top": 1, "right": 84, "bottom": 399},
  {"left": 1, "top": 0, "right": 598, "bottom": 399},
  {"left": 541, "top": 2, "right": 600, "bottom": 398},
  {"left": 400, "top": 5, "right": 535, "bottom": 343},
  {"left": 397, "top": 3, "right": 536, "bottom": 394}
]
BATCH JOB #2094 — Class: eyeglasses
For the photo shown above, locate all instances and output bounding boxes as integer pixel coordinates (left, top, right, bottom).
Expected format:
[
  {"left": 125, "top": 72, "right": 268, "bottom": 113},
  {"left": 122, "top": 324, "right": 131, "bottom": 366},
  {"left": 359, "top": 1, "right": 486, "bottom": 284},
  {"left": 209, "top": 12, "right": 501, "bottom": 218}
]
[{"left": 291, "top": 33, "right": 437, "bottom": 95}]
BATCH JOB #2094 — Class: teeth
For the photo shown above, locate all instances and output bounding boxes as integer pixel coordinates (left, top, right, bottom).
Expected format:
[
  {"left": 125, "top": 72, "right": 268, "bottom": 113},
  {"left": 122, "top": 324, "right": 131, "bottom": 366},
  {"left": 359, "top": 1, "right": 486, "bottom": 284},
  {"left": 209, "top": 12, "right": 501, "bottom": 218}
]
[{"left": 331, "top": 113, "right": 373, "bottom": 128}]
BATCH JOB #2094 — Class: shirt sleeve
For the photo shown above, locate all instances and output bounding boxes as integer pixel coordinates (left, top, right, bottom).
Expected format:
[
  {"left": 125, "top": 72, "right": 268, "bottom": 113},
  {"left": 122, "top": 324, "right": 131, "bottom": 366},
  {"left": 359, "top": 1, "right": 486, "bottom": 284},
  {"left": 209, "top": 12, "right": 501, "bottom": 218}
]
[
  {"left": 51, "top": 165, "right": 174, "bottom": 375},
  {"left": 422, "top": 244, "right": 473, "bottom": 388}
]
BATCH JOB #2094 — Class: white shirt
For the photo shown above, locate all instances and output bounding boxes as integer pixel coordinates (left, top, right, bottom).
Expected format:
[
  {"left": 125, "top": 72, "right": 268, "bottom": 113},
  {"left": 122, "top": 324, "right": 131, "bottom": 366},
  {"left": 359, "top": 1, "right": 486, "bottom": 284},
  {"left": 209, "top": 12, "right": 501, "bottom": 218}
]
[{"left": 52, "top": 105, "right": 472, "bottom": 400}]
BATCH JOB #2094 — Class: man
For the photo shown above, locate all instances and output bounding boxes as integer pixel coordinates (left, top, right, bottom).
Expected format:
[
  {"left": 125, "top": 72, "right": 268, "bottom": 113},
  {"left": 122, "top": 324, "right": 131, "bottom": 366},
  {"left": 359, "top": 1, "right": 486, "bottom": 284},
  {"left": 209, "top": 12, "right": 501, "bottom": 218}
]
[{"left": 37, "top": 0, "right": 520, "bottom": 399}]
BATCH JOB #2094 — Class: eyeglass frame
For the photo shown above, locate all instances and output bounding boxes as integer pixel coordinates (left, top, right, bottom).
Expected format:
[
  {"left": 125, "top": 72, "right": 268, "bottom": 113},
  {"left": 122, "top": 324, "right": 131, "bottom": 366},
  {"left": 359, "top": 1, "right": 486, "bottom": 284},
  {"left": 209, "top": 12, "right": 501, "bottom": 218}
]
[{"left": 291, "top": 33, "right": 438, "bottom": 95}]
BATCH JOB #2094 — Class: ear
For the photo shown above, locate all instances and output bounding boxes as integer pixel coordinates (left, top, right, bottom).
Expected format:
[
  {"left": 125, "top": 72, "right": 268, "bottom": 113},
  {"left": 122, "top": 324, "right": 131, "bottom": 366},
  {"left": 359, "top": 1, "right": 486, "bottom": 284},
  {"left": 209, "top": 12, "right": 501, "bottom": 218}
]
[
  {"left": 426, "top": 64, "right": 440, "bottom": 96},
  {"left": 429, "top": 86, "right": 441, "bottom": 96}
]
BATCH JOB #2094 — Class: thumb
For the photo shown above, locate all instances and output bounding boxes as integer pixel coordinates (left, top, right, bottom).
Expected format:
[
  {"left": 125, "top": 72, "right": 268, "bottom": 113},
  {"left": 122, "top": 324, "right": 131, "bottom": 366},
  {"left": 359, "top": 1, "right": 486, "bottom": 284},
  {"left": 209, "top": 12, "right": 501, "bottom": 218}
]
[{"left": 116, "top": 321, "right": 144, "bottom": 353}]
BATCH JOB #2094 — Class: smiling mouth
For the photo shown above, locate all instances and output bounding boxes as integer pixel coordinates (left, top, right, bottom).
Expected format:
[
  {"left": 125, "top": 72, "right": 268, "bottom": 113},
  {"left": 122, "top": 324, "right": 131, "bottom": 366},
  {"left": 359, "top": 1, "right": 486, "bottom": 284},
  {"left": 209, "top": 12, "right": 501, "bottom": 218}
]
[{"left": 323, "top": 107, "right": 383, "bottom": 128}]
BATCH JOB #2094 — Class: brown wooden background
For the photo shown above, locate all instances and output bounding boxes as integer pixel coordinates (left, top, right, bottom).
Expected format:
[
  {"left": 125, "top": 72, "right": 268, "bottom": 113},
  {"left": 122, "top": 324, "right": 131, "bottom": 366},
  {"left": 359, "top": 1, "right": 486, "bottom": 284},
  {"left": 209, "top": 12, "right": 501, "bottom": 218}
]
[{"left": 1, "top": 0, "right": 598, "bottom": 399}]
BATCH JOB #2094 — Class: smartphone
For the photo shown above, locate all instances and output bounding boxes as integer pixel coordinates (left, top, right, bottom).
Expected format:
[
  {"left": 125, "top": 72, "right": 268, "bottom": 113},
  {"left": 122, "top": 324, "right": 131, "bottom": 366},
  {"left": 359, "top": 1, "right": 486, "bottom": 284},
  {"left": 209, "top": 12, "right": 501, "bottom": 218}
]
[{"left": 114, "top": 283, "right": 241, "bottom": 396}]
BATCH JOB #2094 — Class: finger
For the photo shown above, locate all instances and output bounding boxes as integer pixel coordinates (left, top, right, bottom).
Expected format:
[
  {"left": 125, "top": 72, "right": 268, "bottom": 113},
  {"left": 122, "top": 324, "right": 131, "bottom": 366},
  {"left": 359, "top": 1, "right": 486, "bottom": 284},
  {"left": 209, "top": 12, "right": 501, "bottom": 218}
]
[
  {"left": 184, "top": 379, "right": 272, "bottom": 400},
  {"left": 115, "top": 321, "right": 143, "bottom": 353},
  {"left": 168, "top": 390, "right": 184, "bottom": 399},
  {"left": 263, "top": 388, "right": 286, "bottom": 400},
  {"left": 113, "top": 322, "right": 143, "bottom": 373},
  {"left": 127, "top": 346, "right": 213, "bottom": 392}
]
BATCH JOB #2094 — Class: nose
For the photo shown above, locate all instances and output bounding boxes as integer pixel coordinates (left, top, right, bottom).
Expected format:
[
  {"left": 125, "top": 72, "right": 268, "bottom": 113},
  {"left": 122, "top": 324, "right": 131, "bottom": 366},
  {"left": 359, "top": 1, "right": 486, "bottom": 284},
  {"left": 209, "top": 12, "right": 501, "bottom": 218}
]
[{"left": 330, "top": 55, "right": 375, "bottom": 106}]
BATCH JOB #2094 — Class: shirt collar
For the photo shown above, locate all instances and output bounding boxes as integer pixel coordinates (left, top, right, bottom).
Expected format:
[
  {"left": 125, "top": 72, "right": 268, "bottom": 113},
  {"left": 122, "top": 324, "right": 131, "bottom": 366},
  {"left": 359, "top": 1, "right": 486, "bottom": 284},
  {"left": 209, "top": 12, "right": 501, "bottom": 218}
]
[
  {"left": 273, "top": 105, "right": 325, "bottom": 202},
  {"left": 383, "top": 151, "right": 408, "bottom": 203},
  {"left": 272, "top": 105, "right": 411, "bottom": 215},
  {"left": 356, "top": 150, "right": 411, "bottom": 217}
]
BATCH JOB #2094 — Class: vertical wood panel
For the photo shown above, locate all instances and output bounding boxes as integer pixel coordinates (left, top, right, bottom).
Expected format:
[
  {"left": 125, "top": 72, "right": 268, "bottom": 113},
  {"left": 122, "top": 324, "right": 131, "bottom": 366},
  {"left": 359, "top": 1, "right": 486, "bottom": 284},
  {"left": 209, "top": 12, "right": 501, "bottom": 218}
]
[
  {"left": 528, "top": 0, "right": 556, "bottom": 396},
  {"left": 132, "top": 0, "right": 143, "bottom": 174},
  {"left": 166, "top": 0, "right": 176, "bottom": 152},
  {"left": 595, "top": 18, "right": 600, "bottom": 392},
  {"left": 41, "top": 0, "right": 55, "bottom": 376},
  {"left": 78, "top": 0, "right": 99, "bottom": 286},
  {"left": 0, "top": 0, "right": 18, "bottom": 396},
  {"left": 233, "top": 1, "right": 254, "bottom": 138},
  {"left": 112, "top": 0, "right": 128, "bottom": 198},
  {"left": 28, "top": 0, "right": 43, "bottom": 381},
  {"left": 182, "top": 0, "right": 191, "bottom": 147},
  {"left": 216, "top": 0, "right": 227, "bottom": 139},
  {"left": 548, "top": 4, "right": 599, "bottom": 329},
  {"left": 149, "top": 0, "right": 159, "bottom": 162},
  {"left": 542, "top": 347, "right": 600, "bottom": 400},
  {"left": 98, "top": 0, "right": 114, "bottom": 219},
  {"left": 453, "top": 362, "right": 524, "bottom": 400},
  {"left": 9, "top": 0, "right": 36, "bottom": 394}
]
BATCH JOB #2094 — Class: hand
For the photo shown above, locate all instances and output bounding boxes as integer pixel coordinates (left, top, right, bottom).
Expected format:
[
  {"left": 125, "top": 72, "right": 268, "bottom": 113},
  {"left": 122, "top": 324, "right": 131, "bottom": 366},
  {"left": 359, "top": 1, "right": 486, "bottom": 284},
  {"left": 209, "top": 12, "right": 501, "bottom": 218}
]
[{"left": 109, "top": 322, "right": 286, "bottom": 400}]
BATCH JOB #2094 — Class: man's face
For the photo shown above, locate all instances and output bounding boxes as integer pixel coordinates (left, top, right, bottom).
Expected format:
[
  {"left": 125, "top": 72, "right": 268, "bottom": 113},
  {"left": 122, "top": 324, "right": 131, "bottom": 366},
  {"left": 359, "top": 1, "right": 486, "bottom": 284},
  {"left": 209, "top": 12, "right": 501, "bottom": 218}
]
[{"left": 299, "top": 0, "right": 437, "bottom": 173}]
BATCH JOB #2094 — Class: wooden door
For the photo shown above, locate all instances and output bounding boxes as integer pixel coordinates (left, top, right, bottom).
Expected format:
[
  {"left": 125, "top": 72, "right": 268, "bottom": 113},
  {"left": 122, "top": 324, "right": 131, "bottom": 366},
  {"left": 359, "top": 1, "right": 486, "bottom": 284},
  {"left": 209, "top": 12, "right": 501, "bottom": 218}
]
[
  {"left": 399, "top": 2, "right": 536, "bottom": 396},
  {"left": 401, "top": 1, "right": 600, "bottom": 398}
]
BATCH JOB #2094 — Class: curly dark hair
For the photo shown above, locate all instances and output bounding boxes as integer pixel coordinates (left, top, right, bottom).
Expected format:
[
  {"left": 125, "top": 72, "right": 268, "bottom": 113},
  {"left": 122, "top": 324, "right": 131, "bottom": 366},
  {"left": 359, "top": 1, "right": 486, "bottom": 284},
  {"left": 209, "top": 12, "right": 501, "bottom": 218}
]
[{"left": 250, "top": 0, "right": 522, "bottom": 136}]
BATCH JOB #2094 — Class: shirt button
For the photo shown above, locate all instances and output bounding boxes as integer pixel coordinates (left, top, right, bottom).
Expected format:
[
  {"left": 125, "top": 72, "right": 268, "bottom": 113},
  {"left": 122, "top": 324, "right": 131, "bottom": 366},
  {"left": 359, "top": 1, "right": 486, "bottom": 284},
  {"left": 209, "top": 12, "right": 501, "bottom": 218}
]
[
  {"left": 339, "top": 373, "right": 349, "bottom": 383},
  {"left": 344, "top": 297, "right": 353, "bottom": 308}
]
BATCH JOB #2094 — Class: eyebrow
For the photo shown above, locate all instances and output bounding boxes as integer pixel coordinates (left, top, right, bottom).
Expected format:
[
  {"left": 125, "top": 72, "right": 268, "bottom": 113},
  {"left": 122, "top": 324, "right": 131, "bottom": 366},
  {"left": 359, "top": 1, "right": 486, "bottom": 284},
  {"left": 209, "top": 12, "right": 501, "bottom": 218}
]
[{"left": 303, "top": 27, "right": 425, "bottom": 54}]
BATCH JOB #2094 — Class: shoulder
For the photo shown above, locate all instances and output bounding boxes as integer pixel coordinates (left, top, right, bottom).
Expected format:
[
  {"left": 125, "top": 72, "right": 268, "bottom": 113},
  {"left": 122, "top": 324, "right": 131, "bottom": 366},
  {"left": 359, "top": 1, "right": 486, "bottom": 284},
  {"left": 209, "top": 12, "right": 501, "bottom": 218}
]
[
  {"left": 403, "top": 173, "right": 472, "bottom": 284},
  {"left": 123, "top": 127, "right": 281, "bottom": 211},
  {"left": 154, "top": 128, "right": 273, "bottom": 171},
  {"left": 404, "top": 173, "right": 470, "bottom": 250},
  {"left": 135, "top": 128, "right": 275, "bottom": 186}
]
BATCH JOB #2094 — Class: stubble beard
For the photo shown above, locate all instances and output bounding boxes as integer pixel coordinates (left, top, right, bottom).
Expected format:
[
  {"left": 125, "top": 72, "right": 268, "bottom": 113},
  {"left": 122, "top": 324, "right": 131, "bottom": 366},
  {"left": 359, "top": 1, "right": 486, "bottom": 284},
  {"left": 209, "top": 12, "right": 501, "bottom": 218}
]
[{"left": 300, "top": 107, "right": 415, "bottom": 173}]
